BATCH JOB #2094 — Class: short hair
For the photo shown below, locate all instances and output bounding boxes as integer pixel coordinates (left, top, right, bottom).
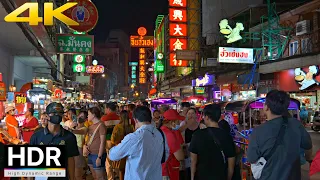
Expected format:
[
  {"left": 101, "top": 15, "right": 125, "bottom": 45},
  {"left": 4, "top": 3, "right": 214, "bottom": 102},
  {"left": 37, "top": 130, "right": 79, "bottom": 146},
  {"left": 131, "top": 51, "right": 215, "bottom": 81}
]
[
  {"left": 79, "top": 110, "right": 88, "bottom": 119},
  {"left": 142, "top": 101, "right": 149, "bottom": 107},
  {"left": 28, "top": 108, "right": 35, "bottom": 116},
  {"left": 265, "top": 90, "right": 290, "bottom": 115},
  {"left": 203, "top": 104, "right": 221, "bottom": 122},
  {"left": 153, "top": 110, "right": 160, "bottom": 115},
  {"left": 106, "top": 103, "right": 117, "bottom": 112},
  {"left": 133, "top": 106, "right": 152, "bottom": 123},
  {"left": 181, "top": 102, "right": 191, "bottom": 108}
]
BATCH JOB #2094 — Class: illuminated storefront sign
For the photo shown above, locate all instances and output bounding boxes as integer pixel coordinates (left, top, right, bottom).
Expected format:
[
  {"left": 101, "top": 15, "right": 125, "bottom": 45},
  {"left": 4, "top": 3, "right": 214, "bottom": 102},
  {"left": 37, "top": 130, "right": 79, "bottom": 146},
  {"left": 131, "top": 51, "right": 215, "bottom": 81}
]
[
  {"left": 195, "top": 87, "right": 205, "bottom": 94},
  {"left": 86, "top": 65, "right": 104, "bottom": 73},
  {"left": 129, "top": 62, "right": 138, "bottom": 85},
  {"left": 73, "top": 54, "right": 85, "bottom": 63},
  {"left": 192, "top": 74, "right": 215, "bottom": 87},
  {"left": 218, "top": 47, "right": 254, "bottom": 64},
  {"left": 219, "top": 19, "right": 244, "bottom": 44},
  {"left": 169, "top": 8, "right": 187, "bottom": 22},
  {"left": 130, "top": 36, "right": 154, "bottom": 47},
  {"left": 139, "top": 48, "right": 147, "bottom": 84},
  {"left": 169, "top": 53, "right": 188, "bottom": 66},
  {"left": 169, "top": 38, "right": 188, "bottom": 51},
  {"left": 73, "top": 63, "right": 86, "bottom": 73},
  {"left": 14, "top": 92, "right": 27, "bottom": 104},
  {"left": 169, "top": 23, "right": 187, "bottom": 37},
  {"left": 169, "top": 0, "right": 187, "bottom": 7}
]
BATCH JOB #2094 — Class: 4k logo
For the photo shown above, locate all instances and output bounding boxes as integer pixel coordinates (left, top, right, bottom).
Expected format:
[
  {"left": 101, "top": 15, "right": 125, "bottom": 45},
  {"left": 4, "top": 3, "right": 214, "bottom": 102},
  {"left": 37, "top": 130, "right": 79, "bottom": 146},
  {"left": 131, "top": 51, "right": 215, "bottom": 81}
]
[{"left": 4, "top": 2, "right": 79, "bottom": 26}]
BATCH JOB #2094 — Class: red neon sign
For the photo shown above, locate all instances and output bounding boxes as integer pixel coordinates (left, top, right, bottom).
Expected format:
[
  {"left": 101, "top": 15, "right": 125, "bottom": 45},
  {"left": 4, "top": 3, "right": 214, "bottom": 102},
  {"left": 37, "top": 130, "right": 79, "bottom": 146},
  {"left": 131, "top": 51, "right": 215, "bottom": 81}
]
[
  {"left": 86, "top": 65, "right": 105, "bottom": 74},
  {"left": 169, "top": 23, "right": 187, "bottom": 37},
  {"left": 169, "top": 53, "right": 188, "bottom": 67},
  {"left": 169, "top": 0, "right": 187, "bottom": 7},
  {"left": 169, "top": 8, "right": 187, "bottom": 22},
  {"left": 169, "top": 38, "right": 188, "bottom": 51}
]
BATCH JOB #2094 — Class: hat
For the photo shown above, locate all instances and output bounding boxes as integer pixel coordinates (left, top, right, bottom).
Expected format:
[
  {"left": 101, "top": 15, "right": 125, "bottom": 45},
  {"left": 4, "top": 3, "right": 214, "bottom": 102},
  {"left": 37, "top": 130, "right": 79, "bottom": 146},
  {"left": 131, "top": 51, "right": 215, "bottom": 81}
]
[
  {"left": 164, "top": 109, "right": 185, "bottom": 121},
  {"left": 5, "top": 105, "right": 15, "bottom": 113},
  {"left": 46, "top": 102, "right": 64, "bottom": 114}
]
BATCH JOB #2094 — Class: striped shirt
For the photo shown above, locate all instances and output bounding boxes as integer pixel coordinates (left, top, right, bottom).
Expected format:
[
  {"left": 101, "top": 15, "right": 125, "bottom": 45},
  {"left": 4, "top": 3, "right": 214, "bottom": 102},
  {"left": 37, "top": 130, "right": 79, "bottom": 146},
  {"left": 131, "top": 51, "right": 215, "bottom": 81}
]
[{"left": 109, "top": 124, "right": 169, "bottom": 180}]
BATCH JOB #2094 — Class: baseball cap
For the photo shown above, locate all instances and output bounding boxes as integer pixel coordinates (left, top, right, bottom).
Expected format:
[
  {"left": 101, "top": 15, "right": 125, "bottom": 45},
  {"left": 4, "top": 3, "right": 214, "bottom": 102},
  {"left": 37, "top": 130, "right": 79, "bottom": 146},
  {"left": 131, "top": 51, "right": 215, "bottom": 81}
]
[{"left": 164, "top": 109, "right": 185, "bottom": 121}]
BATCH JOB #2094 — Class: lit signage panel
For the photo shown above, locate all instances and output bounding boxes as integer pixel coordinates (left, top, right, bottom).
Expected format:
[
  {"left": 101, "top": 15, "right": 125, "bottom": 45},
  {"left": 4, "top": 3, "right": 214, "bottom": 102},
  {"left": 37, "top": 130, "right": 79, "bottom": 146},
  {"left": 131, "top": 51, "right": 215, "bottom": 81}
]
[
  {"left": 169, "top": 53, "right": 188, "bottom": 67},
  {"left": 130, "top": 36, "right": 154, "bottom": 47},
  {"left": 218, "top": 47, "right": 254, "bottom": 64},
  {"left": 192, "top": 74, "right": 215, "bottom": 87},
  {"left": 169, "top": 38, "right": 188, "bottom": 51},
  {"left": 139, "top": 48, "right": 147, "bottom": 84},
  {"left": 86, "top": 65, "right": 105, "bottom": 73},
  {"left": 169, "top": 0, "right": 187, "bottom": 7},
  {"left": 169, "top": 8, "right": 187, "bottom": 22},
  {"left": 169, "top": 23, "right": 187, "bottom": 37}
]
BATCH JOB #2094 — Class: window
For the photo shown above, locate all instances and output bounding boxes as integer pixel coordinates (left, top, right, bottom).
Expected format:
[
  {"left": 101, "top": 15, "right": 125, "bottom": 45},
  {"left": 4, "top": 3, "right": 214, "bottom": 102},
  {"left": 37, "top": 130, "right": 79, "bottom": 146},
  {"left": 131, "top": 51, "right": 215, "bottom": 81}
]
[
  {"left": 289, "top": 41, "right": 299, "bottom": 56},
  {"left": 301, "top": 38, "right": 312, "bottom": 54}
]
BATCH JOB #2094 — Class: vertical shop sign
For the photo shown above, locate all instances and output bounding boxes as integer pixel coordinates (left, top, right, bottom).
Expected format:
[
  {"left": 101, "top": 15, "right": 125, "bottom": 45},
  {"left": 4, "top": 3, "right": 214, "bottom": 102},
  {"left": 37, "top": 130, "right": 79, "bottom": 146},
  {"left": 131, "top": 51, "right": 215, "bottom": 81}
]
[
  {"left": 139, "top": 48, "right": 147, "bottom": 84},
  {"left": 169, "top": 0, "right": 188, "bottom": 67}
]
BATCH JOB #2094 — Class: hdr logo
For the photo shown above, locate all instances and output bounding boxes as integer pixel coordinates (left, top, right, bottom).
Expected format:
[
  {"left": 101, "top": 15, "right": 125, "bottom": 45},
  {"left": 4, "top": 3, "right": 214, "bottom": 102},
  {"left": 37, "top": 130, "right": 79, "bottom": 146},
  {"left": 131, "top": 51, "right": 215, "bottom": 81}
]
[{"left": 4, "top": 145, "right": 66, "bottom": 177}]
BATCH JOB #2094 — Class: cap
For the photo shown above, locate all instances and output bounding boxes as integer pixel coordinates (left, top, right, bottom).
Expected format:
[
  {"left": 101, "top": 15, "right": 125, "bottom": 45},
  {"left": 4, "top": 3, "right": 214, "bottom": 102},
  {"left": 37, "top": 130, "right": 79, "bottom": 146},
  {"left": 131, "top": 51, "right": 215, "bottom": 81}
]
[
  {"left": 5, "top": 105, "right": 15, "bottom": 113},
  {"left": 163, "top": 109, "right": 185, "bottom": 121},
  {"left": 46, "top": 102, "right": 64, "bottom": 114}
]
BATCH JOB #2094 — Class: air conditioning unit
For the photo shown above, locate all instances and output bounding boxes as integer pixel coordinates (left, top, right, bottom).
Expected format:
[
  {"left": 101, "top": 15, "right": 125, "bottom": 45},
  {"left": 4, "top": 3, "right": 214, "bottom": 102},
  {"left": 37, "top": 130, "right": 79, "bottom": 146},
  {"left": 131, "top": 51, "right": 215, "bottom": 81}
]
[{"left": 296, "top": 20, "right": 310, "bottom": 36}]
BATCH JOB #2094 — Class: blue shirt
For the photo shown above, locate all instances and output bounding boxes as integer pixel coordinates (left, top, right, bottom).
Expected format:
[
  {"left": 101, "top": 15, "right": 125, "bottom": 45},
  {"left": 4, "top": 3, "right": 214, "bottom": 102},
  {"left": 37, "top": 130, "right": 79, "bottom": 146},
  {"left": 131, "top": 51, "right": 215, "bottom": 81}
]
[{"left": 109, "top": 124, "right": 169, "bottom": 180}]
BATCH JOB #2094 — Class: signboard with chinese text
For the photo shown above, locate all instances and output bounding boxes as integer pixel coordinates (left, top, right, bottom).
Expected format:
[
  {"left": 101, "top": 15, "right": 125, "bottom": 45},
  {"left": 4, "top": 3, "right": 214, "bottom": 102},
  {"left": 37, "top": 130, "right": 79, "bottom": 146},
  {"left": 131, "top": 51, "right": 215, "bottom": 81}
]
[
  {"left": 73, "top": 63, "right": 86, "bottom": 73},
  {"left": 169, "top": 23, "right": 187, "bottom": 37},
  {"left": 218, "top": 47, "right": 254, "bottom": 64},
  {"left": 56, "top": 34, "right": 94, "bottom": 55},
  {"left": 169, "top": 38, "right": 188, "bottom": 51},
  {"left": 86, "top": 65, "right": 105, "bottom": 74},
  {"left": 130, "top": 36, "right": 154, "bottom": 47},
  {"left": 73, "top": 55, "right": 85, "bottom": 63},
  {"left": 169, "top": 0, "right": 187, "bottom": 7},
  {"left": 169, "top": 8, "right": 187, "bottom": 22},
  {"left": 139, "top": 48, "right": 147, "bottom": 84},
  {"left": 14, "top": 92, "right": 27, "bottom": 104},
  {"left": 169, "top": 53, "right": 188, "bottom": 66}
]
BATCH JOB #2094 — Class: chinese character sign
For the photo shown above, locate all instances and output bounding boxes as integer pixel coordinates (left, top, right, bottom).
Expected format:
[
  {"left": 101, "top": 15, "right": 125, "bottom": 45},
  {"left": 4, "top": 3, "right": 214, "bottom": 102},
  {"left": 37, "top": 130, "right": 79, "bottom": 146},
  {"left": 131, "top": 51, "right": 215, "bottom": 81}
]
[
  {"left": 86, "top": 65, "right": 105, "bottom": 73},
  {"left": 139, "top": 48, "right": 147, "bottom": 84},
  {"left": 169, "top": 0, "right": 187, "bottom": 7},
  {"left": 169, "top": 8, "right": 187, "bottom": 22},
  {"left": 169, "top": 23, "right": 187, "bottom": 37},
  {"left": 14, "top": 93, "right": 27, "bottom": 104}
]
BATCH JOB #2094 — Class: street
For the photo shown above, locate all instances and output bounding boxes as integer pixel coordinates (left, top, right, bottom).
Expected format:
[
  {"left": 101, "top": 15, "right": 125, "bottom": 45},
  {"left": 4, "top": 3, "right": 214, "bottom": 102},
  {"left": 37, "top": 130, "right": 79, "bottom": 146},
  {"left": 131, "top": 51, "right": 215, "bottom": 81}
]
[{"left": 302, "top": 128, "right": 320, "bottom": 180}]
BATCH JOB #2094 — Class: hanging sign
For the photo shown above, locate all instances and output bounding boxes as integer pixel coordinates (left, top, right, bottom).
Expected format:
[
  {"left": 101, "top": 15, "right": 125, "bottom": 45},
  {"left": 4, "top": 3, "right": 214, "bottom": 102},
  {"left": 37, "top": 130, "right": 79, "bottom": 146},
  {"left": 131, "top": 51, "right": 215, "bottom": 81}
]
[
  {"left": 14, "top": 92, "right": 27, "bottom": 104},
  {"left": 218, "top": 47, "right": 254, "bottom": 64},
  {"left": 54, "top": 89, "right": 63, "bottom": 99},
  {"left": 73, "top": 55, "right": 85, "bottom": 63},
  {"left": 63, "top": 0, "right": 99, "bottom": 32},
  {"left": 86, "top": 65, "right": 105, "bottom": 73}
]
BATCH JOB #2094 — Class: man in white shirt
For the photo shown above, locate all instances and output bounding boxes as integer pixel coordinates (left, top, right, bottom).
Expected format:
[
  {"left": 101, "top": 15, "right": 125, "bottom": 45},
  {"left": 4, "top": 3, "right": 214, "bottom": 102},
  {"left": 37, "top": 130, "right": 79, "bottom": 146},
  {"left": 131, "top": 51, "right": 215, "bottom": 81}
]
[{"left": 109, "top": 106, "right": 169, "bottom": 180}]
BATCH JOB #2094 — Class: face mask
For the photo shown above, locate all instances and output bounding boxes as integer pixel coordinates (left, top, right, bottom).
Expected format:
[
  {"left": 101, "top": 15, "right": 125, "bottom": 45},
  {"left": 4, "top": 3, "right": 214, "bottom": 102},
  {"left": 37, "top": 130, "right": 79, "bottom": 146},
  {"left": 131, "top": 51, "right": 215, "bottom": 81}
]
[
  {"left": 172, "top": 124, "right": 180, "bottom": 130},
  {"left": 49, "top": 115, "right": 62, "bottom": 125}
]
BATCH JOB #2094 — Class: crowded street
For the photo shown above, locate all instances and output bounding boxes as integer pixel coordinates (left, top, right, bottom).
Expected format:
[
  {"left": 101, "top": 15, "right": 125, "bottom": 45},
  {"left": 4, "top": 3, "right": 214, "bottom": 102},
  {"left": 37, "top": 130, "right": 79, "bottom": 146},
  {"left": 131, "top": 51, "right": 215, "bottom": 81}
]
[{"left": 1, "top": 0, "right": 320, "bottom": 179}]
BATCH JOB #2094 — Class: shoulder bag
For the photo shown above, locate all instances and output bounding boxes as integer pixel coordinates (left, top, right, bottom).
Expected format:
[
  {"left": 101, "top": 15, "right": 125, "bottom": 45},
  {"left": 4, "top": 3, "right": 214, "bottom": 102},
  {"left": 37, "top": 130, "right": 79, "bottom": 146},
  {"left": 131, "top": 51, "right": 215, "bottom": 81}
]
[
  {"left": 207, "top": 128, "right": 227, "bottom": 164},
  {"left": 83, "top": 122, "right": 102, "bottom": 157},
  {"left": 158, "top": 128, "right": 166, "bottom": 164},
  {"left": 251, "top": 117, "right": 288, "bottom": 179}
]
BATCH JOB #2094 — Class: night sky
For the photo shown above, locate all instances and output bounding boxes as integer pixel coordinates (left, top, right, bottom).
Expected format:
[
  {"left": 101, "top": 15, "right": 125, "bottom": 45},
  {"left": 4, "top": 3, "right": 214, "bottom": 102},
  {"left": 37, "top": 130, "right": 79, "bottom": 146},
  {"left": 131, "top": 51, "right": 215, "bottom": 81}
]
[{"left": 90, "top": 0, "right": 169, "bottom": 42}]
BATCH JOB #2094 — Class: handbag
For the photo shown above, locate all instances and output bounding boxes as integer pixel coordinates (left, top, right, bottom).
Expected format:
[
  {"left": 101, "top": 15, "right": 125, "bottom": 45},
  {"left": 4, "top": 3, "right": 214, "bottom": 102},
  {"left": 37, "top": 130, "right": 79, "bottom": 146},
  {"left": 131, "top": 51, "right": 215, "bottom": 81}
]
[
  {"left": 251, "top": 117, "right": 288, "bottom": 179},
  {"left": 83, "top": 123, "right": 102, "bottom": 157}
]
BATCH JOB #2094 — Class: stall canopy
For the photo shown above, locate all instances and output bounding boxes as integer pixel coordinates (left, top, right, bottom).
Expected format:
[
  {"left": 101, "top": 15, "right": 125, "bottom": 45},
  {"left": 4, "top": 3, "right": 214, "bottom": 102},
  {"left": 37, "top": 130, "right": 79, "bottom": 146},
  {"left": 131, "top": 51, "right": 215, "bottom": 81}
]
[
  {"left": 248, "top": 98, "right": 300, "bottom": 110},
  {"left": 151, "top": 98, "right": 177, "bottom": 105},
  {"left": 182, "top": 96, "right": 206, "bottom": 102}
]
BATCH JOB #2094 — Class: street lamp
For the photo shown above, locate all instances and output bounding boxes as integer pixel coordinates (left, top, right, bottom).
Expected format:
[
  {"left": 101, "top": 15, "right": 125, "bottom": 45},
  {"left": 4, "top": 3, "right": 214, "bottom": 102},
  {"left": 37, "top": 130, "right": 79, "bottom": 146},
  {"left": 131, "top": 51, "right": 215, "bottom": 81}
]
[{"left": 102, "top": 74, "right": 106, "bottom": 78}]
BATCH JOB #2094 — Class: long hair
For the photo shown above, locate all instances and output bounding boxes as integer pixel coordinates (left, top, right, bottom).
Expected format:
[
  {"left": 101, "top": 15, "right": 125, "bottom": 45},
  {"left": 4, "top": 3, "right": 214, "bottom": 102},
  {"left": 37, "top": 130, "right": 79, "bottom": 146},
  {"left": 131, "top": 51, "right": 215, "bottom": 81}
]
[{"left": 120, "top": 110, "right": 133, "bottom": 135}]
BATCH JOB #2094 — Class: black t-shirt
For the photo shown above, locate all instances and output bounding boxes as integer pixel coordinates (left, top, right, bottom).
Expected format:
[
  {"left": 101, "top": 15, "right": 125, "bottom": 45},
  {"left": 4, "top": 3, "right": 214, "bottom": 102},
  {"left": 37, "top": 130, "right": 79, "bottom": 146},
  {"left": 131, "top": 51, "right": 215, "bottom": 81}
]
[
  {"left": 218, "top": 120, "right": 231, "bottom": 134},
  {"left": 189, "top": 127, "right": 236, "bottom": 180},
  {"left": 185, "top": 126, "right": 200, "bottom": 144}
]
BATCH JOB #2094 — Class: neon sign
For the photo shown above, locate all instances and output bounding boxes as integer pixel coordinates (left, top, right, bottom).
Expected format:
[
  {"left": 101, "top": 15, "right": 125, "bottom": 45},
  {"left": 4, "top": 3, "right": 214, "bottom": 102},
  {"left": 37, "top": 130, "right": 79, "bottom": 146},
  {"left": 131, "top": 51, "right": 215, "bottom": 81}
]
[
  {"left": 14, "top": 92, "right": 27, "bottom": 104},
  {"left": 130, "top": 36, "right": 154, "bottom": 47},
  {"left": 192, "top": 74, "right": 215, "bottom": 87},
  {"left": 86, "top": 65, "right": 104, "bottom": 74}
]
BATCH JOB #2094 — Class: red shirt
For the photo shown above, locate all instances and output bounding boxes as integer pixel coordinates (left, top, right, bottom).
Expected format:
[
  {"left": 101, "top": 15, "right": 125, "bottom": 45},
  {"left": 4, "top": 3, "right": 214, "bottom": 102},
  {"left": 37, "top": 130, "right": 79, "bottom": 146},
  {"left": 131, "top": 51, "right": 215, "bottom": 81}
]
[
  {"left": 101, "top": 112, "right": 120, "bottom": 126},
  {"left": 160, "top": 126, "right": 184, "bottom": 180},
  {"left": 310, "top": 150, "right": 320, "bottom": 176}
]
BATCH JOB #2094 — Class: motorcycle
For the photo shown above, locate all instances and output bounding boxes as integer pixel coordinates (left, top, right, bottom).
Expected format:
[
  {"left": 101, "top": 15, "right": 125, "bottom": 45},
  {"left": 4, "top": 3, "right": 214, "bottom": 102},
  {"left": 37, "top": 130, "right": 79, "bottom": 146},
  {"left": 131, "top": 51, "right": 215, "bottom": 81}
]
[{"left": 311, "top": 122, "right": 320, "bottom": 132}]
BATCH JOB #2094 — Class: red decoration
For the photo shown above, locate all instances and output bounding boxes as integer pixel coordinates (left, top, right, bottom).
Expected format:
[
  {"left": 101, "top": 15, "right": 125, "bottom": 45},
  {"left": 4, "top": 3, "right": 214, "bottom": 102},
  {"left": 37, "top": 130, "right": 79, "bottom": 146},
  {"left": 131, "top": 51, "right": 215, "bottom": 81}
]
[
  {"left": 64, "top": 0, "right": 99, "bottom": 32},
  {"left": 54, "top": 89, "right": 63, "bottom": 99}
]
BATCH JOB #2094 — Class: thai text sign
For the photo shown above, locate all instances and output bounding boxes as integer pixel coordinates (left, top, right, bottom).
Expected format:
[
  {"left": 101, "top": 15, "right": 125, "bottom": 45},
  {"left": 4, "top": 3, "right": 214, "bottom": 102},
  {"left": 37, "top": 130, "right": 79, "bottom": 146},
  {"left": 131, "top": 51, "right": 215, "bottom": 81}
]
[
  {"left": 14, "top": 92, "right": 27, "bottom": 104},
  {"left": 218, "top": 47, "right": 254, "bottom": 64},
  {"left": 130, "top": 36, "right": 154, "bottom": 47},
  {"left": 86, "top": 65, "right": 104, "bottom": 74},
  {"left": 56, "top": 34, "right": 94, "bottom": 55},
  {"left": 192, "top": 74, "right": 215, "bottom": 87}
]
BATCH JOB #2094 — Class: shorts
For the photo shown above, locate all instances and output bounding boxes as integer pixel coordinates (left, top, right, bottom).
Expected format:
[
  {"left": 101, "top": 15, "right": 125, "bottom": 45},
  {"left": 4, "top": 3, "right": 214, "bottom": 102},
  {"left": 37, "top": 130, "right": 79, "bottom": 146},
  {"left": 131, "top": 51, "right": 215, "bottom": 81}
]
[
  {"left": 74, "top": 147, "right": 86, "bottom": 168},
  {"left": 88, "top": 153, "right": 107, "bottom": 170}
]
